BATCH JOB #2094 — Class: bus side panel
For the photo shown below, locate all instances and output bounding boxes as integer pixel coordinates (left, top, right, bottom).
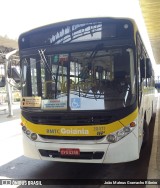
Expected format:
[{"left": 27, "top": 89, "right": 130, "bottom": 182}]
[
  {"left": 146, "top": 93, "right": 155, "bottom": 124},
  {"left": 138, "top": 88, "right": 155, "bottom": 152}
]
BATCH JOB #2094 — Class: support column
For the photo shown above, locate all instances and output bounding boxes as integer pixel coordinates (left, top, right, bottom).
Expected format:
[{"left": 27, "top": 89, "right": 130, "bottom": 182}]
[{"left": 4, "top": 50, "right": 18, "bottom": 117}]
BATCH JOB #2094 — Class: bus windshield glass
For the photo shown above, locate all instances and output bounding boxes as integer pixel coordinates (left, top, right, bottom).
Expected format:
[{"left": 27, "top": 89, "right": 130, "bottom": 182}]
[{"left": 21, "top": 47, "right": 136, "bottom": 111}]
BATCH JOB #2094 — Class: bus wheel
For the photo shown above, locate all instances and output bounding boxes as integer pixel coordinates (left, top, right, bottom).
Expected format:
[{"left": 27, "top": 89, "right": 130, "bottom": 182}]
[{"left": 142, "top": 119, "right": 149, "bottom": 147}]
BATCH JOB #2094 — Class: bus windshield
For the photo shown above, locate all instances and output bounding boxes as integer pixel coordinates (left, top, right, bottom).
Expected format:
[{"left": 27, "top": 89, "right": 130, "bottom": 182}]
[{"left": 21, "top": 47, "right": 136, "bottom": 111}]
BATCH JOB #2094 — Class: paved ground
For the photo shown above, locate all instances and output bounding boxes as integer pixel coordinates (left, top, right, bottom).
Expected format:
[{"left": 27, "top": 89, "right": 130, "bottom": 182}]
[
  {"left": 0, "top": 102, "right": 20, "bottom": 123},
  {"left": 147, "top": 93, "right": 160, "bottom": 182}
]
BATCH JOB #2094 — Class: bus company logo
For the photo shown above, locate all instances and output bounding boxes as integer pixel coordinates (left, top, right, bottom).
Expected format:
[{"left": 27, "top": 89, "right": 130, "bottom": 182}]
[
  {"left": 46, "top": 128, "right": 89, "bottom": 135},
  {"left": 61, "top": 128, "right": 89, "bottom": 135},
  {"left": 46, "top": 129, "right": 60, "bottom": 134}
]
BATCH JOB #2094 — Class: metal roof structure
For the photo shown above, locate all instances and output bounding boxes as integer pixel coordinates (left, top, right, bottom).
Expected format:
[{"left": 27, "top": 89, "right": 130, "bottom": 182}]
[
  {"left": 140, "top": 0, "right": 160, "bottom": 64},
  {"left": 0, "top": 37, "right": 19, "bottom": 65}
]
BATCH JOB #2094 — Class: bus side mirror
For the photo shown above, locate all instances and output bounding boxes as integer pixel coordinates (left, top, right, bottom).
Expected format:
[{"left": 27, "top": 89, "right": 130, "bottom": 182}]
[
  {"left": 0, "top": 76, "right": 6, "bottom": 87},
  {"left": 146, "top": 58, "right": 152, "bottom": 78}
]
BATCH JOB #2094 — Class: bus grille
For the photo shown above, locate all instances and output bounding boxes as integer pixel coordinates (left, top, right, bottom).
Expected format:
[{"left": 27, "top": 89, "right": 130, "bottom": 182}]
[
  {"left": 39, "top": 135, "right": 105, "bottom": 141},
  {"left": 22, "top": 111, "right": 113, "bottom": 125},
  {"left": 39, "top": 149, "right": 104, "bottom": 160}
]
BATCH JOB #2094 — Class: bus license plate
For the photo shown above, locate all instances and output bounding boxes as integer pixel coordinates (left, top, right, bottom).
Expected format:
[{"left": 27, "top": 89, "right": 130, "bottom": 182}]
[{"left": 60, "top": 148, "right": 80, "bottom": 156}]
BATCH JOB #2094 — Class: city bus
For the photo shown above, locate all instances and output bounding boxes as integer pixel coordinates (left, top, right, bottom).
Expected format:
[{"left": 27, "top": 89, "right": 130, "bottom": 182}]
[{"left": 18, "top": 17, "right": 155, "bottom": 163}]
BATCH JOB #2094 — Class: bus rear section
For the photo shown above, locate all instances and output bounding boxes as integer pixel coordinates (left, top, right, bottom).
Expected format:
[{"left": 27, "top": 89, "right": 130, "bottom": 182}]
[{"left": 19, "top": 17, "right": 154, "bottom": 163}]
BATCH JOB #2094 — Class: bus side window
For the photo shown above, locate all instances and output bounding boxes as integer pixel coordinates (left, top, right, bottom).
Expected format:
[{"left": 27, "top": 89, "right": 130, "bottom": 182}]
[{"left": 146, "top": 58, "right": 152, "bottom": 78}]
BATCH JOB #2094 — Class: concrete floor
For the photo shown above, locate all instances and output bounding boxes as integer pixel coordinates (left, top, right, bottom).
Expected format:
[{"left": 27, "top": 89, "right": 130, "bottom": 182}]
[{"left": 146, "top": 93, "right": 160, "bottom": 188}]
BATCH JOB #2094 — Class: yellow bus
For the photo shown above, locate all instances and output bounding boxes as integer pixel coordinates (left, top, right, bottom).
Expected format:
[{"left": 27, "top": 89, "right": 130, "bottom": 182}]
[{"left": 18, "top": 17, "right": 155, "bottom": 163}]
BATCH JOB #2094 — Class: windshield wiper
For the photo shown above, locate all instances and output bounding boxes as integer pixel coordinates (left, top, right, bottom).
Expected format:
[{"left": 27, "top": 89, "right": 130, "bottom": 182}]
[
  {"left": 89, "top": 43, "right": 104, "bottom": 62},
  {"left": 79, "top": 43, "right": 104, "bottom": 79},
  {"left": 38, "top": 49, "right": 55, "bottom": 80}
]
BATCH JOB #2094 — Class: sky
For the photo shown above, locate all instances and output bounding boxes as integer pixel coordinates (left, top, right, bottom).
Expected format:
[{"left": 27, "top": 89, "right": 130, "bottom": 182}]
[
  {"left": 0, "top": 0, "right": 159, "bottom": 74},
  {"left": 0, "top": 0, "right": 141, "bottom": 39}
]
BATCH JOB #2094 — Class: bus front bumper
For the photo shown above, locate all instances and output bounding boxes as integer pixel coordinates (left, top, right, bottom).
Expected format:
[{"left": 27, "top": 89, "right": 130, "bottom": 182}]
[{"left": 22, "top": 127, "right": 139, "bottom": 163}]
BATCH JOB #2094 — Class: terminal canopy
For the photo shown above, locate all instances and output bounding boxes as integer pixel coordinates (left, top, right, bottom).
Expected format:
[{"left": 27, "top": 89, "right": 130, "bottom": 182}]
[{"left": 140, "top": 0, "right": 160, "bottom": 65}]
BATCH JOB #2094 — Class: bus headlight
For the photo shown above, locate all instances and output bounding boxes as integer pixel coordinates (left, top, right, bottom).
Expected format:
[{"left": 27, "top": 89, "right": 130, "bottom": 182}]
[
  {"left": 123, "top": 126, "right": 130, "bottom": 133},
  {"left": 26, "top": 130, "right": 31, "bottom": 136},
  {"left": 31, "top": 133, "right": 38, "bottom": 141},
  {"left": 107, "top": 134, "right": 116, "bottom": 143},
  {"left": 106, "top": 122, "right": 136, "bottom": 143},
  {"left": 116, "top": 126, "right": 132, "bottom": 141},
  {"left": 117, "top": 130, "right": 125, "bottom": 137},
  {"left": 22, "top": 126, "right": 27, "bottom": 132},
  {"left": 22, "top": 125, "right": 38, "bottom": 141}
]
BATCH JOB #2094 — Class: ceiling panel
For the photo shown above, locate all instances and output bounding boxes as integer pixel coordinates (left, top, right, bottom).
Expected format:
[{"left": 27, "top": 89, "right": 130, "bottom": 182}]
[{"left": 140, "top": 0, "right": 160, "bottom": 64}]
